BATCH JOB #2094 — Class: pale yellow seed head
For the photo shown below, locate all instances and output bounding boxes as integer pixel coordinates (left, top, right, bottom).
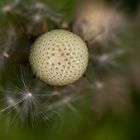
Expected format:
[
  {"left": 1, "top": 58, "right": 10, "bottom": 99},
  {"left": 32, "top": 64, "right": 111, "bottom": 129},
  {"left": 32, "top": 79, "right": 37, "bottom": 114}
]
[{"left": 29, "top": 29, "right": 89, "bottom": 86}]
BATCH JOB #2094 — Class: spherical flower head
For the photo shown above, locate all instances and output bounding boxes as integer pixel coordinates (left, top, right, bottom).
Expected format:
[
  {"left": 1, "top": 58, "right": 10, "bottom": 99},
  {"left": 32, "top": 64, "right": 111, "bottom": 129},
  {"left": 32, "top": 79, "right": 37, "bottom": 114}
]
[{"left": 29, "top": 29, "right": 89, "bottom": 86}]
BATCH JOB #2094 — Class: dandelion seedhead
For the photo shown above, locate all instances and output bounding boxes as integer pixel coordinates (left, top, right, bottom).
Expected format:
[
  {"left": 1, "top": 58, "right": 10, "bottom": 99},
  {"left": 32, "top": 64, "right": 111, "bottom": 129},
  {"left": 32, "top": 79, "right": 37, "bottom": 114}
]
[
  {"left": 30, "top": 29, "right": 89, "bottom": 86},
  {"left": 0, "top": 0, "right": 138, "bottom": 129}
]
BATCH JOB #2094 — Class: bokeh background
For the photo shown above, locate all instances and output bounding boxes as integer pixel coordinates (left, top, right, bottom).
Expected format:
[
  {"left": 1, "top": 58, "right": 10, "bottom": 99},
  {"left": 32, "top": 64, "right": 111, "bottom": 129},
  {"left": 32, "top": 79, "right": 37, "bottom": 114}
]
[{"left": 0, "top": 0, "right": 140, "bottom": 140}]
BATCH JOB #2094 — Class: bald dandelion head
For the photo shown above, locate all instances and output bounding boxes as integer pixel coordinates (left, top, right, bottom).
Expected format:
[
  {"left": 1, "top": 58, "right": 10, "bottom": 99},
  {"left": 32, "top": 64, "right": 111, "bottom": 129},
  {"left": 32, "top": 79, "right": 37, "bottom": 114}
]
[{"left": 30, "top": 29, "right": 89, "bottom": 86}]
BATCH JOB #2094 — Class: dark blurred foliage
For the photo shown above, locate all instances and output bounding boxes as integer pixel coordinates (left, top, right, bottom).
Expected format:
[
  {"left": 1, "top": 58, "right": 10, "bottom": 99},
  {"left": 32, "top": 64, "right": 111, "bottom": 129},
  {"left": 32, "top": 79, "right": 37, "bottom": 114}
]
[{"left": 0, "top": 0, "right": 140, "bottom": 140}]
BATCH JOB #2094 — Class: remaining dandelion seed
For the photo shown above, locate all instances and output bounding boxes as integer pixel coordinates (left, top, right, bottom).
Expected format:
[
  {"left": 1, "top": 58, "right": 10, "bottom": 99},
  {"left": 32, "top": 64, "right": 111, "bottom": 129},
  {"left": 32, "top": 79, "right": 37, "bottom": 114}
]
[
  {"left": 73, "top": 2, "right": 125, "bottom": 45},
  {"left": 3, "top": 52, "right": 9, "bottom": 58},
  {"left": 33, "top": 2, "right": 46, "bottom": 9},
  {"left": 30, "top": 29, "right": 89, "bottom": 86},
  {"left": 1, "top": 0, "right": 20, "bottom": 13},
  {"left": 1, "top": 5, "right": 12, "bottom": 12},
  {"left": 31, "top": 13, "right": 44, "bottom": 23}
]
